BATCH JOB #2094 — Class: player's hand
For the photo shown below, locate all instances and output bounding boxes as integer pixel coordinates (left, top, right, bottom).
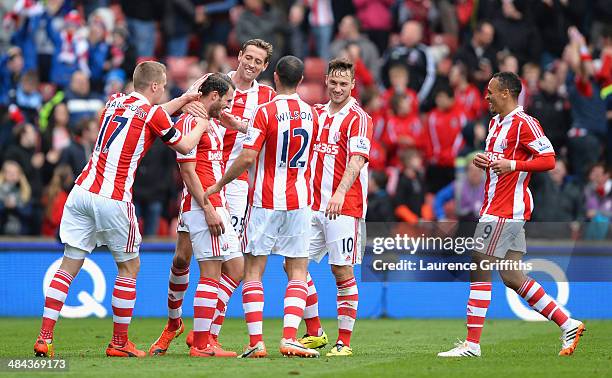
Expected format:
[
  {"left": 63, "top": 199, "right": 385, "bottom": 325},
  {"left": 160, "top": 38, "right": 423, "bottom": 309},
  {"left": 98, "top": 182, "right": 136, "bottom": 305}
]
[
  {"left": 490, "top": 158, "right": 513, "bottom": 175},
  {"left": 186, "top": 75, "right": 207, "bottom": 95},
  {"left": 203, "top": 205, "right": 225, "bottom": 236},
  {"left": 182, "top": 98, "right": 208, "bottom": 120},
  {"left": 325, "top": 191, "right": 345, "bottom": 220},
  {"left": 205, "top": 183, "right": 222, "bottom": 198},
  {"left": 472, "top": 153, "right": 490, "bottom": 170},
  {"left": 219, "top": 110, "right": 246, "bottom": 132}
]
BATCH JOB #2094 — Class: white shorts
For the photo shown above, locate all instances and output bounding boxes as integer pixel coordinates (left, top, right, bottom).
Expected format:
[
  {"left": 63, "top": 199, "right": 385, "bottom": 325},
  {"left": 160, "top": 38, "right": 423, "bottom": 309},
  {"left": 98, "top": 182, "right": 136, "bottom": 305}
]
[
  {"left": 309, "top": 211, "right": 365, "bottom": 266},
  {"left": 60, "top": 185, "right": 140, "bottom": 263},
  {"left": 180, "top": 207, "right": 241, "bottom": 261},
  {"left": 242, "top": 206, "right": 311, "bottom": 258},
  {"left": 225, "top": 179, "right": 248, "bottom": 235},
  {"left": 473, "top": 214, "right": 526, "bottom": 258}
]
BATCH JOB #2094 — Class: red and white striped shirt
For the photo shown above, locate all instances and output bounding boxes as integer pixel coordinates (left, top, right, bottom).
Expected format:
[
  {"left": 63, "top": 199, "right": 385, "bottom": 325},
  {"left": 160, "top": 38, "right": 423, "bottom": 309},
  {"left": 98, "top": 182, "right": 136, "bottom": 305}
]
[
  {"left": 480, "top": 106, "right": 555, "bottom": 220},
  {"left": 424, "top": 104, "right": 467, "bottom": 167},
  {"left": 303, "top": 0, "right": 334, "bottom": 27},
  {"left": 311, "top": 97, "right": 373, "bottom": 219},
  {"left": 243, "top": 93, "right": 319, "bottom": 210},
  {"left": 221, "top": 71, "right": 276, "bottom": 181},
  {"left": 75, "top": 92, "right": 182, "bottom": 202},
  {"left": 176, "top": 114, "right": 226, "bottom": 211}
]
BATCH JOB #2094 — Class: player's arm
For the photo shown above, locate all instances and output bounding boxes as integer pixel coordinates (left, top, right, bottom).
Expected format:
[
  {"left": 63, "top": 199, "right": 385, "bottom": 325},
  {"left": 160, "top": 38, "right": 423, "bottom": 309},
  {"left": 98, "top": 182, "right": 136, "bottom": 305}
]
[
  {"left": 326, "top": 114, "right": 372, "bottom": 220},
  {"left": 171, "top": 117, "right": 210, "bottom": 155},
  {"left": 491, "top": 118, "right": 556, "bottom": 175},
  {"left": 178, "top": 161, "right": 225, "bottom": 236},
  {"left": 326, "top": 155, "right": 367, "bottom": 220},
  {"left": 205, "top": 148, "right": 258, "bottom": 198},
  {"left": 490, "top": 154, "right": 555, "bottom": 175}
]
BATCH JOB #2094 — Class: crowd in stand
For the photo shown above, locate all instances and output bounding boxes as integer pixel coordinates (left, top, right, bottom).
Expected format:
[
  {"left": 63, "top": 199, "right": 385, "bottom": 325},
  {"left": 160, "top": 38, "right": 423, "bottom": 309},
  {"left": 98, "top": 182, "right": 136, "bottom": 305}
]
[{"left": 0, "top": 0, "right": 611, "bottom": 239}]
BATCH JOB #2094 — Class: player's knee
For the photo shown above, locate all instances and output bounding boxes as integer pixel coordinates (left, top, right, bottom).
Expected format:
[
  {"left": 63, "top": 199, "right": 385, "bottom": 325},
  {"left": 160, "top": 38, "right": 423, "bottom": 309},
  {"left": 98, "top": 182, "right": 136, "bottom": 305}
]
[
  {"left": 117, "top": 257, "right": 140, "bottom": 278},
  {"left": 331, "top": 264, "right": 353, "bottom": 282},
  {"left": 173, "top": 253, "right": 191, "bottom": 269},
  {"left": 223, "top": 259, "right": 244, "bottom": 282},
  {"left": 500, "top": 272, "right": 523, "bottom": 291}
]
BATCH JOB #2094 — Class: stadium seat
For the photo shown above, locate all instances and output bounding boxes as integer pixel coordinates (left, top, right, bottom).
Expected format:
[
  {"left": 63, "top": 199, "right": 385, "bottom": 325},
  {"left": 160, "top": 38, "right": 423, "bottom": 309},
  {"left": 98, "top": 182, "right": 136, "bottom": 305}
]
[
  {"left": 304, "top": 57, "right": 327, "bottom": 83},
  {"left": 297, "top": 82, "right": 326, "bottom": 106}
]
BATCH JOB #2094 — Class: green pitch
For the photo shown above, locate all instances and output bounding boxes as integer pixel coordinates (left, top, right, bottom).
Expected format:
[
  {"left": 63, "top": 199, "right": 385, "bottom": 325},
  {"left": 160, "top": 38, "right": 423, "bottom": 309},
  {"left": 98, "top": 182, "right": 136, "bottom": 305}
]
[{"left": 1, "top": 318, "right": 610, "bottom": 377}]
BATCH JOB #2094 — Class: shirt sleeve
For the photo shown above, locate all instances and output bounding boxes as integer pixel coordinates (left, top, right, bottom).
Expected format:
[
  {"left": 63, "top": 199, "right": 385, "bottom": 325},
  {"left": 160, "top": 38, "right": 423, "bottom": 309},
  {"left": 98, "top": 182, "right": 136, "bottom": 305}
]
[
  {"left": 519, "top": 116, "right": 555, "bottom": 156},
  {"left": 147, "top": 105, "right": 182, "bottom": 146},
  {"left": 174, "top": 115, "right": 197, "bottom": 162},
  {"left": 242, "top": 105, "right": 268, "bottom": 152},
  {"left": 347, "top": 111, "right": 373, "bottom": 161}
]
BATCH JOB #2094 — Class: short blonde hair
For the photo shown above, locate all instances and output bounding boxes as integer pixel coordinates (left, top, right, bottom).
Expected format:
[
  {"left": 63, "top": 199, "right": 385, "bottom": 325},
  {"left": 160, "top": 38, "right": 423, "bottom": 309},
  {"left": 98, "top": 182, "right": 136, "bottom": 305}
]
[{"left": 133, "top": 61, "right": 166, "bottom": 91}]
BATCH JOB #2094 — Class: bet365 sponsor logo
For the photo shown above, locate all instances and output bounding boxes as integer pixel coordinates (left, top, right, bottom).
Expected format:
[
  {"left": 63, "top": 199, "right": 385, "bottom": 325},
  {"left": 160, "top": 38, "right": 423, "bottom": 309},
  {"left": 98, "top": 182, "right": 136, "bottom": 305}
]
[
  {"left": 208, "top": 150, "right": 223, "bottom": 161},
  {"left": 314, "top": 142, "right": 339, "bottom": 155}
]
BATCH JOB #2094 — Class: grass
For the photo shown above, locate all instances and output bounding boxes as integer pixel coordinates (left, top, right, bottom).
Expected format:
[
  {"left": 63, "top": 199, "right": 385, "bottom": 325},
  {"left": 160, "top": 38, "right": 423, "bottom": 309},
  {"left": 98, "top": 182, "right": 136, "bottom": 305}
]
[{"left": 0, "top": 318, "right": 610, "bottom": 377}]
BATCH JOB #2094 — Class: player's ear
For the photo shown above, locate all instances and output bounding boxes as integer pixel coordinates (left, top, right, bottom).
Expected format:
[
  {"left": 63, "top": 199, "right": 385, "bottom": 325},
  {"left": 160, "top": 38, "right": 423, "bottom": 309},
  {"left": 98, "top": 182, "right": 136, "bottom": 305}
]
[{"left": 262, "top": 61, "right": 269, "bottom": 71}]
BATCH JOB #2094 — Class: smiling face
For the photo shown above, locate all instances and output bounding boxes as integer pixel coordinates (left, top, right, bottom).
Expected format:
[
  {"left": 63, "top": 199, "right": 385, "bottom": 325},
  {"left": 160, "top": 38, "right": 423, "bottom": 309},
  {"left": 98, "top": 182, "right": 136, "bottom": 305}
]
[
  {"left": 326, "top": 69, "right": 354, "bottom": 105},
  {"left": 485, "top": 77, "right": 507, "bottom": 115},
  {"left": 236, "top": 45, "right": 269, "bottom": 83},
  {"left": 207, "top": 87, "right": 235, "bottom": 119}
]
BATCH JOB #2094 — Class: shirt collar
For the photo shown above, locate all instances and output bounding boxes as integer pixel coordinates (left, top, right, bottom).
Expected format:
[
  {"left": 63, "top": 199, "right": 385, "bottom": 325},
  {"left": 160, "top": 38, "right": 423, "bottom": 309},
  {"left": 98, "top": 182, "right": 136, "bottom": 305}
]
[
  {"left": 274, "top": 92, "right": 301, "bottom": 101},
  {"left": 324, "top": 97, "right": 356, "bottom": 116},
  {"left": 494, "top": 105, "right": 523, "bottom": 123},
  {"left": 130, "top": 91, "right": 151, "bottom": 105},
  {"left": 228, "top": 70, "right": 260, "bottom": 93}
]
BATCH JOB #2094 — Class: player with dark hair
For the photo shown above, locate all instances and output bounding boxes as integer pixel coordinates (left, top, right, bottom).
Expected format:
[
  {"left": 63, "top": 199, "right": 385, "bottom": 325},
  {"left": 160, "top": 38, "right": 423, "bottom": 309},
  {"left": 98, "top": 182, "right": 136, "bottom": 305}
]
[{"left": 438, "top": 72, "right": 585, "bottom": 358}]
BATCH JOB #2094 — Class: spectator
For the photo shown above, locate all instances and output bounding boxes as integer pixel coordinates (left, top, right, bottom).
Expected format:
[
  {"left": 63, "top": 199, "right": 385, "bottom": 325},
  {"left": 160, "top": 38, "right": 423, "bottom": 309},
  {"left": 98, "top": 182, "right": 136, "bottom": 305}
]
[
  {"left": 87, "top": 10, "right": 111, "bottom": 93},
  {"left": 133, "top": 139, "right": 177, "bottom": 236},
  {"left": 353, "top": 0, "right": 394, "bottom": 54},
  {"left": 103, "top": 69, "right": 126, "bottom": 99},
  {"left": 107, "top": 26, "right": 136, "bottom": 79},
  {"left": 449, "top": 62, "right": 483, "bottom": 122},
  {"left": 434, "top": 158, "right": 485, "bottom": 222},
  {"left": 383, "top": 93, "right": 424, "bottom": 167},
  {"left": 41, "top": 163, "right": 73, "bottom": 236},
  {"left": 162, "top": 0, "right": 196, "bottom": 57},
  {"left": 235, "top": 0, "right": 284, "bottom": 78},
  {"left": 0, "top": 160, "right": 32, "bottom": 235},
  {"left": 361, "top": 88, "right": 387, "bottom": 171},
  {"left": 382, "top": 21, "right": 436, "bottom": 104},
  {"left": 15, "top": 69, "right": 42, "bottom": 123},
  {"left": 530, "top": 159, "right": 584, "bottom": 238},
  {"left": 64, "top": 70, "right": 104, "bottom": 128},
  {"left": 563, "top": 27, "right": 607, "bottom": 181},
  {"left": 366, "top": 170, "right": 396, "bottom": 222},
  {"left": 381, "top": 63, "right": 419, "bottom": 116},
  {"left": 121, "top": 0, "right": 163, "bottom": 58},
  {"left": 454, "top": 21, "right": 497, "bottom": 90},
  {"left": 194, "top": 0, "right": 237, "bottom": 50},
  {"left": 423, "top": 85, "right": 466, "bottom": 193},
  {"left": 393, "top": 0, "right": 440, "bottom": 44},
  {"left": 45, "top": 10, "right": 90, "bottom": 88},
  {"left": 330, "top": 15, "right": 381, "bottom": 80},
  {"left": 394, "top": 150, "right": 428, "bottom": 223},
  {"left": 289, "top": 0, "right": 334, "bottom": 60},
  {"left": 2, "top": 122, "right": 43, "bottom": 208},
  {"left": 0, "top": 46, "right": 24, "bottom": 105},
  {"left": 203, "top": 43, "right": 231, "bottom": 74},
  {"left": 60, "top": 117, "right": 99, "bottom": 178},
  {"left": 492, "top": 0, "right": 541, "bottom": 66},
  {"left": 528, "top": 70, "right": 571, "bottom": 153},
  {"left": 583, "top": 163, "right": 612, "bottom": 239}
]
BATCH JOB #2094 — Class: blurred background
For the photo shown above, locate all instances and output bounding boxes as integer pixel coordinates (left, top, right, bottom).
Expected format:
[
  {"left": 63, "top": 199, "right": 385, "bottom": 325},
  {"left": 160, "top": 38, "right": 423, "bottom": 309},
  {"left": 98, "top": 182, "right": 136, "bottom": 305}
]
[{"left": 0, "top": 0, "right": 610, "bottom": 240}]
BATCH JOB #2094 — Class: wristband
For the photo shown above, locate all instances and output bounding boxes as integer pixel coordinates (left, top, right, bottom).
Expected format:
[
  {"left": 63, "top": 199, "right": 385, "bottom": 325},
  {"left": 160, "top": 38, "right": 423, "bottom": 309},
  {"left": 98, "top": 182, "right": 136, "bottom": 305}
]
[{"left": 510, "top": 160, "right": 516, "bottom": 172}]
